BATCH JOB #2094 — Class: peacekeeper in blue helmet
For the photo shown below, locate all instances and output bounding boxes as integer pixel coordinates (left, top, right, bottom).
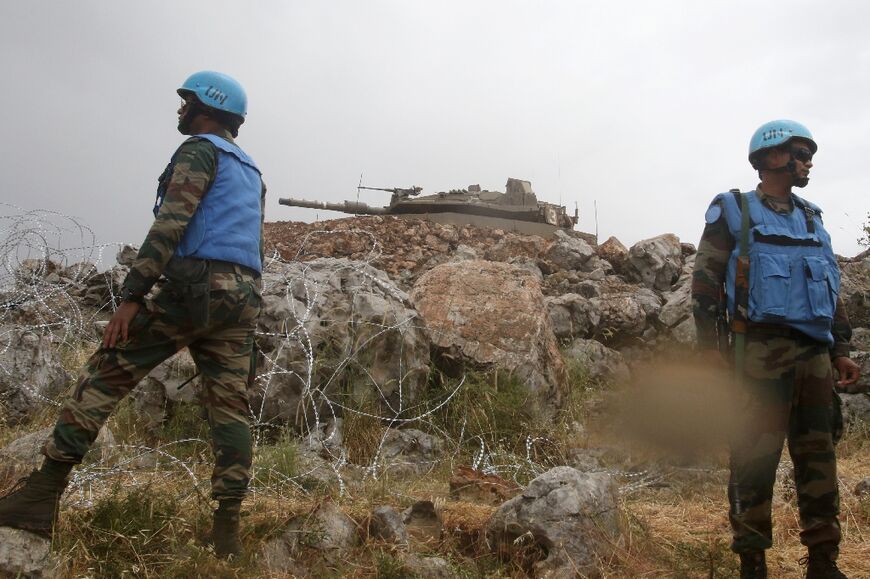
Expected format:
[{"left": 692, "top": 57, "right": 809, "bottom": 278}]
[
  {"left": 691, "top": 120, "right": 860, "bottom": 578},
  {"left": 0, "top": 71, "right": 265, "bottom": 559}
]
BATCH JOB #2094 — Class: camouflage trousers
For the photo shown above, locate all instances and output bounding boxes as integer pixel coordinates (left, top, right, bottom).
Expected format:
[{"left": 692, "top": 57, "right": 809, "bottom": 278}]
[
  {"left": 729, "top": 331, "right": 840, "bottom": 553},
  {"left": 43, "top": 268, "right": 261, "bottom": 501}
]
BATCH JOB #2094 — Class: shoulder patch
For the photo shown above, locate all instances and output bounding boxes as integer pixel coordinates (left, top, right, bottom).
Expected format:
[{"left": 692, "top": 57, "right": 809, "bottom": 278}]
[{"left": 704, "top": 203, "right": 723, "bottom": 224}]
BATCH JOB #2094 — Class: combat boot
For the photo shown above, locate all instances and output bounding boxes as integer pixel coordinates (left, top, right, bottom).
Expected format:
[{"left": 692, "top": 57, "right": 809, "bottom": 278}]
[
  {"left": 803, "top": 544, "right": 847, "bottom": 579},
  {"left": 0, "top": 460, "right": 72, "bottom": 537},
  {"left": 209, "top": 499, "right": 243, "bottom": 559},
  {"left": 739, "top": 550, "right": 767, "bottom": 579}
]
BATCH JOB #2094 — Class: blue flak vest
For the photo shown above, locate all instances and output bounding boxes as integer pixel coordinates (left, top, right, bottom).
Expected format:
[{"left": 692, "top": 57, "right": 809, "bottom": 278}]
[
  {"left": 707, "top": 189, "right": 840, "bottom": 345},
  {"left": 155, "top": 134, "right": 263, "bottom": 273}
]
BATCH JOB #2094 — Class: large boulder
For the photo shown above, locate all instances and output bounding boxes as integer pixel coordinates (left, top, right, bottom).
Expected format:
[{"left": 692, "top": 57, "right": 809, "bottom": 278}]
[
  {"left": 252, "top": 258, "right": 430, "bottom": 429},
  {"left": 627, "top": 233, "right": 683, "bottom": 291},
  {"left": 546, "top": 294, "right": 602, "bottom": 341},
  {"left": 0, "top": 328, "right": 71, "bottom": 424},
  {"left": 544, "top": 230, "right": 595, "bottom": 272},
  {"left": 411, "top": 260, "right": 569, "bottom": 415},
  {"left": 596, "top": 236, "right": 629, "bottom": 274},
  {"left": 261, "top": 501, "right": 358, "bottom": 574},
  {"left": 0, "top": 527, "right": 55, "bottom": 578},
  {"left": 487, "top": 466, "right": 622, "bottom": 578}
]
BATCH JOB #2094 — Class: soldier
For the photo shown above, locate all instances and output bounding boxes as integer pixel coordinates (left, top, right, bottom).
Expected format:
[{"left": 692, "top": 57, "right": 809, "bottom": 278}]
[
  {"left": 692, "top": 120, "right": 860, "bottom": 578},
  {"left": 0, "top": 70, "right": 264, "bottom": 558}
]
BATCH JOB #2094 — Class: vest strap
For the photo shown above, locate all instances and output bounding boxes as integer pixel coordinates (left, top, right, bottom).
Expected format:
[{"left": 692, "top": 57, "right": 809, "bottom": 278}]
[{"left": 733, "top": 190, "right": 750, "bottom": 378}]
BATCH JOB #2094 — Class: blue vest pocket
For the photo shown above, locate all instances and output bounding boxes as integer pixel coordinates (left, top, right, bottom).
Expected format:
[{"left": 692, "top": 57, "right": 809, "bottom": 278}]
[
  {"left": 751, "top": 252, "right": 791, "bottom": 318},
  {"left": 804, "top": 256, "right": 837, "bottom": 320}
]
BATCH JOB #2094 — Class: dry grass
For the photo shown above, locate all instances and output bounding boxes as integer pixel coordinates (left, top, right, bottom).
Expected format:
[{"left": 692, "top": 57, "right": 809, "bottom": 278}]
[{"left": 3, "top": 353, "right": 868, "bottom": 578}]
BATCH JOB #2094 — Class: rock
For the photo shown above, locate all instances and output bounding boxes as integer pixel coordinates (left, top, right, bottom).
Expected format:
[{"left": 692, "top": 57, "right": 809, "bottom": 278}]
[
  {"left": 596, "top": 236, "right": 629, "bottom": 274},
  {"left": 680, "top": 242, "right": 697, "bottom": 257},
  {"left": 851, "top": 328, "right": 870, "bottom": 352},
  {"left": 590, "top": 291, "right": 648, "bottom": 344},
  {"left": 545, "top": 230, "right": 595, "bottom": 271},
  {"left": 546, "top": 294, "right": 602, "bottom": 341},
  {"left": 855, "top": 477, "right": 870, "bottom": 496},
  {"left": 252, "top": 258, "right": 430, "bottom": 428},
  {"left": 0, "top": 328, "right": 71, "bottom": 423},
  {"left": 377, "top": 428, "right": 444, "bottom": 475},
  {"left": 838, "top": 255, "right": 870, "bottom": 329},
  {"left": 564, "top": 338, "right": 631, "bottom": 384},
  {"left": 0, "top": 527, "right": 55, "bottom": 578},
  {"left": 401, "top": 554, "right": 459, "bottom": 578},
  {"left": 265, "top": 501, "right": 358, "bottom": 563},
  {"left": 448, "top": 466, "right": 521, "bottom": 506},
  {"left": 0, "top": 426, "right": 115, "bottom": 469},
  {"left": 14, "top": 259, "right": 61, "bottom": 287},
  {"left": 483, "top": 235, "right": 549, "bottom": 265},
  {"left": 115, "top": 244, "right": 139, "bottom": 267},
  {"left": 487, "top": 466, "right": 622, "bottom": 578},
  {"left": 82, "top": 266, "right": 127, "bottom": 307},
  {"left": 368, "top": 506, "right": 408, "bottom": 544},
  {"left": 669, "top": 317, "right": 697, "bottom": 345},
  {"left": 839, "top": 393, "right": 870, "bottom": 427},
  {"left": 403, "top": 500, "right": 442, "bottom": 544},
  {"left": 451, "top": 244, "right": 479, "bottom": 261},
  {"left": 300, "top": 419, "right": 344, "bottom": 458},
  {"left": 260, "top": 540, "right": 307, "bottom": 576},
  {"left": 411, "top": 260, "right": 569, "bottom": 416},
  {"left": 659, "top": 282, "right": 692, "bottom": 328},
  {"left": 627, "top": 233, "right": 683, "bottom": 291},
  {"left": 508, "top": 257, "right": 544, "bottom": 280}
]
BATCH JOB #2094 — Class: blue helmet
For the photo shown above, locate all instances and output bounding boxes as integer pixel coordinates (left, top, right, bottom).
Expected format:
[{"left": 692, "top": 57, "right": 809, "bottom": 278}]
[
  {"left": 748, "top": 119, "right": 816, "bottom": 167},
  {"left": 177, "top": 71, "right": 247, "bottom": 118}
]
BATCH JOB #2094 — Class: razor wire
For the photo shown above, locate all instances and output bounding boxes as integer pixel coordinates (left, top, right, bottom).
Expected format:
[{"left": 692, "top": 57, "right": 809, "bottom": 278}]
[{"left": 0, "top": 209, "right": 685, "bottom": 506}]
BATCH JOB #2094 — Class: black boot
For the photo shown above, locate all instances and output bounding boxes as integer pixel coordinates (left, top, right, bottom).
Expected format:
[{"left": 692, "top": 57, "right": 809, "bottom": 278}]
[
  {"left": 0, "top": 459, "right": 73, "bottom": 537},
  {"left": 804, "top": 544, "right": 847, "bottom": 579},
  {"left": 209, "top": 499, "right": 243, "bottom": 559},
  {"left": 739, "top": 550, "right": 767, "bottom": 579}
]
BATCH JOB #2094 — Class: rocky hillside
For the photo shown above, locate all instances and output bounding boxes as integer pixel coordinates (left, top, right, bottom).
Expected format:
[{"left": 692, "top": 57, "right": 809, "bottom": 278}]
[{"left": 0, "top": 215, "right": 869, "bottom": 577}]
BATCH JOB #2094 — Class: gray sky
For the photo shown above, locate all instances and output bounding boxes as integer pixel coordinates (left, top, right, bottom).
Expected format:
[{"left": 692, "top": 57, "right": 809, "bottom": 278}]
[{"left": 1, "top": 0, "right": 868, "bottom": 259}]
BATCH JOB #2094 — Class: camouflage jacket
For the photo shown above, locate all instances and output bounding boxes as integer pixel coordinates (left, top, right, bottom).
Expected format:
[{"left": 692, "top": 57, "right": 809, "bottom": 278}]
[
  {"left": 121, "top": 128, "right": 266, "bottom": 298},
  {"left": 691, "top": 187, "right": 851, "bottom": 358}
]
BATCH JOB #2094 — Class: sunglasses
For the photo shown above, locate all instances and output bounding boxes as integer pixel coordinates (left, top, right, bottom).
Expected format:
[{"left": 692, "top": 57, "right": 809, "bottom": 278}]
[{"left": 790, "top": 147, "right": 814, "bottom": 163}]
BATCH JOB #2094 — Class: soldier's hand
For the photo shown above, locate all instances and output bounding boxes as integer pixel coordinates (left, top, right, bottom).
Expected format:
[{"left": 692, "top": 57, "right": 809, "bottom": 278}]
[
  {"left": 833, "top": 356, "right": 860, "bottom": 387},
  {"left": 103, "top": 302, "right": 142, "bottom": 349}
]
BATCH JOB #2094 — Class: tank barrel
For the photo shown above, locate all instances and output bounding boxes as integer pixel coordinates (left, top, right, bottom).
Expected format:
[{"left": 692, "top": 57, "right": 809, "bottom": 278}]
[{"left": 278, "top": 197, "right": 388, "bottom": 215}]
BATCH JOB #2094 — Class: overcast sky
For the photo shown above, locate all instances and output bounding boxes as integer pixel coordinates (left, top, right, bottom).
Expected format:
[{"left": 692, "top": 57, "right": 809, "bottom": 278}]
[{"left": 1, "top": 0, "right": 868, "bottom": 260}]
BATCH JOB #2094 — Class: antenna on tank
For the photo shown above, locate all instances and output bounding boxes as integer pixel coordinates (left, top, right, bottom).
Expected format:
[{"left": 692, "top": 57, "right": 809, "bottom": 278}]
[{"left": 594, "top": 200, "right": 599, "bottom": 244}]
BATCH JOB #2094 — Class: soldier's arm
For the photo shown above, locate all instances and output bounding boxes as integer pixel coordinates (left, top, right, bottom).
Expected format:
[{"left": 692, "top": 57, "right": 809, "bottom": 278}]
[
  {"left": 691, "top": 212, "right": 733, "bottom": 350},
  {"left": 121, "top": 139, "right": 217, "bottom": 299},
  {"left": 830, "top": 295, "right": 852, "bottom": 359}
]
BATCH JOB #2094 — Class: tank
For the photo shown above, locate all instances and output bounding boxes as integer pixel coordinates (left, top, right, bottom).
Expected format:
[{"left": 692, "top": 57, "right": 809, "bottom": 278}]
[{"left": 278, "top": 178, "right": 578, "bottom": 238}]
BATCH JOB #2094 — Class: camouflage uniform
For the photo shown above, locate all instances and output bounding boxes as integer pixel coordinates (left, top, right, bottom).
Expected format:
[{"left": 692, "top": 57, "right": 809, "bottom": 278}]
[
  {"left": 692, "top": 187, "right": 850, "bottom": 553},
  {"left": 43, "top": 129, "right": 264, "bottom": 500}
]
